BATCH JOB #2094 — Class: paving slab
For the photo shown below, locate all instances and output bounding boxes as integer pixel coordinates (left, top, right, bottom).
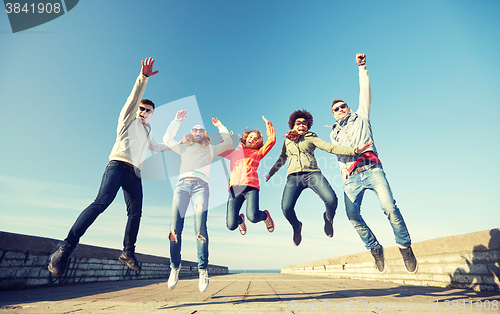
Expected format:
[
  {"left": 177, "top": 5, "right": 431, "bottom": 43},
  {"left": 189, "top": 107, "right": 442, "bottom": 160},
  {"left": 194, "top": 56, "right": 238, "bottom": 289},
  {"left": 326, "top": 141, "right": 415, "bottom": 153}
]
[{"left": 0, "top": 273, "right": 499, "bottom": 313}]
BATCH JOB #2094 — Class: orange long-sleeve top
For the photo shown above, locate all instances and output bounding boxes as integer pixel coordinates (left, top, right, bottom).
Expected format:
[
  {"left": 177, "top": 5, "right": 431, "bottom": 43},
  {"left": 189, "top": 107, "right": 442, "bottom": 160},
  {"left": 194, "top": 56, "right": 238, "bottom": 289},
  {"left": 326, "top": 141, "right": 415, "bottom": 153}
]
[{"left": 219, "top": 122, "right": 276, "bottom": 190}]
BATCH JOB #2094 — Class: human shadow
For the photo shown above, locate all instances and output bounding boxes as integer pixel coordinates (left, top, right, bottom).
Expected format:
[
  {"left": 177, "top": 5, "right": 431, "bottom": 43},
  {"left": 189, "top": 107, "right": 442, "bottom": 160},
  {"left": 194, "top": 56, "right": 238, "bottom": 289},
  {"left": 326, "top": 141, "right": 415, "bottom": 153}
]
[
  {"left": 157, "top": 281, "right": 500, "bottom": 311},
  {"left": 448, "top": 229, "right": 500, "bottom": 292}
]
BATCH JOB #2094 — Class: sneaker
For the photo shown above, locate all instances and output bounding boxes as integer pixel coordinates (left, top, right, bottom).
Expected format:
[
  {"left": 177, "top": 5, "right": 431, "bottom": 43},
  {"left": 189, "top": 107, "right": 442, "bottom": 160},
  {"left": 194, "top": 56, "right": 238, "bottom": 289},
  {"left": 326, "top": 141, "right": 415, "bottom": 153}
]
[
  {"left": 168, "top": 265, "right": 181, "bottom": 289},
  {"left": 238, "top": 214, "right": 246, "bottom": 235},
  {"left": 323, "top": 212, "right": 334, "bottom": 238},
  {"left": 400, "top": 246, "right": 418, "bottom": 273},
  {"left": 263, "top": 210, "right": 274, "bottom": 232},
  {"left": 293, "top": 221, "right": 302, "bottom": 246},
  {"left": 370, "top": 246, "right": 386, "bottom": 273},
  {"left": 118, "top": 251, "right": 142, "bottom": 271},
  {"left": 48, "top": 245, "right": 71, "bottom": 276},
  {"left": 198, "top": 268, "right": 209, "bottom": 292}
]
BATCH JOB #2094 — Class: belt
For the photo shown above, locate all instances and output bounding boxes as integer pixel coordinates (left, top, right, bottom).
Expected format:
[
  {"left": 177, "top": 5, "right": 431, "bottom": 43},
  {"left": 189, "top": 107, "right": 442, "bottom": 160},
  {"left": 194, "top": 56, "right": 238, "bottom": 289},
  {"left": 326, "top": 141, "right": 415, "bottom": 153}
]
[
  {"left": 350, "top": 163, "right": 376, "bottom": 175},
  {"left": 181, "top": 177, "right": 203, "bottom": 181}
]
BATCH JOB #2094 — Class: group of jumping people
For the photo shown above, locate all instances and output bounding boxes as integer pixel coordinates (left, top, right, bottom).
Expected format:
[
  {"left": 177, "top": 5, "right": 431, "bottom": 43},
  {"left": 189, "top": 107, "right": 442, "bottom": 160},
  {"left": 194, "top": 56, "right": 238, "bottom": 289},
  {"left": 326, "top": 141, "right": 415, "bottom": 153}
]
[{"left": 48, "top": 54, "right": 418, "bottom": 293}]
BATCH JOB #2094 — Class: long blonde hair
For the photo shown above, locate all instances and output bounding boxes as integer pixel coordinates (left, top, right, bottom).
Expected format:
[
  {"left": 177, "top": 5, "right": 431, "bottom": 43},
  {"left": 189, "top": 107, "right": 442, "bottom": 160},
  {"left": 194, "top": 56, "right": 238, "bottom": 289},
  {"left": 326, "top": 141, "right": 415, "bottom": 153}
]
[
  {"left": 240, "top": 130, "right": 263, "bottom": 149},
  {"left": 180, "top": 132, "right": 211, "bottom": 147}
]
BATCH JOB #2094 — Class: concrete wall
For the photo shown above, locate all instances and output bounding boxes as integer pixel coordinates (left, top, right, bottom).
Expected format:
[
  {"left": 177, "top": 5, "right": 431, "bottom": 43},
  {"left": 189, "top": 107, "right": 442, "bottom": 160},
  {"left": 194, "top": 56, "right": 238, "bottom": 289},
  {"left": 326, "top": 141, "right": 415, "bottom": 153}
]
[
  {"left": 282, "top": 228, "right": 500, "bottom": 292},
  {"left": 0, "top": 231, "right": 228, "bottom": 290}
]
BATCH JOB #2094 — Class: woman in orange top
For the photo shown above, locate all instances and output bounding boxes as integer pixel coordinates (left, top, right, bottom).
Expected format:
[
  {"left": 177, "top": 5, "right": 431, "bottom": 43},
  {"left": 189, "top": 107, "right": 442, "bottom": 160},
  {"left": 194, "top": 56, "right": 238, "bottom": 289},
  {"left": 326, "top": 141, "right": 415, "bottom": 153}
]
[{"left": 220, "top": 116, "right": 276, "bottom": 235}]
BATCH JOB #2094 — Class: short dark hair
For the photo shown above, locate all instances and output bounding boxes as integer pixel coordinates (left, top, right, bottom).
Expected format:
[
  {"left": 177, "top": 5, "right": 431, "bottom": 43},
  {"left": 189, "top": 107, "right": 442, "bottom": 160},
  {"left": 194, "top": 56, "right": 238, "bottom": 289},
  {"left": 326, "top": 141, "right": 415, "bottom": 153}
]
[
  {"left": 141, "top": 99, "right": 155, "bottom": 109},
  {"left": 331, "top": 99, "right": 346, "bottom": 109},
  {"left": 288, "top": 109, "right": 313, "bottom": 129}
]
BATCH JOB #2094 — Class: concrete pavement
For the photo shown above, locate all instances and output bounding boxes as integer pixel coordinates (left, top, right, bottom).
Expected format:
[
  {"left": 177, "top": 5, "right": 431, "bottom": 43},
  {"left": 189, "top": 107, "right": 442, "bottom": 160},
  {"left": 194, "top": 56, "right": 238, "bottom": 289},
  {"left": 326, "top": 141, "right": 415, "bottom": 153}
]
[{"left": 1, "top": 273, "right": 499, "bottom": 313}]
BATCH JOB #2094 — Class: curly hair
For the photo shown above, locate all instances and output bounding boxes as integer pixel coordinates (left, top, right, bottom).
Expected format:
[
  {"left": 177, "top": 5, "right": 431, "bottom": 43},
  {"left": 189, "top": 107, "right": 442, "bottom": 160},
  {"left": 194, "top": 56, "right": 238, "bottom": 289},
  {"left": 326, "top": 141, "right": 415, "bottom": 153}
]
[
  {"left": 180, "top": 132, "right": 211, "bottom": 147},
  {"left": 240, "top": 130, "right": 263, "bottom": 149},
  {"left": 288, "top": 109, "right": 313, "bottom": 129}
]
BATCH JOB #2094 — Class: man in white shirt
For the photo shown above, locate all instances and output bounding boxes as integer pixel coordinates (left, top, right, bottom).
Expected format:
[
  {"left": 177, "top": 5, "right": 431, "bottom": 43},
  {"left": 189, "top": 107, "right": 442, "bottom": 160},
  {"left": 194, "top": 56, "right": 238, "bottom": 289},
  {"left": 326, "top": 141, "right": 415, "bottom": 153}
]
[{"left": 48, "top": 58, "right": 169, "bottom": 276}]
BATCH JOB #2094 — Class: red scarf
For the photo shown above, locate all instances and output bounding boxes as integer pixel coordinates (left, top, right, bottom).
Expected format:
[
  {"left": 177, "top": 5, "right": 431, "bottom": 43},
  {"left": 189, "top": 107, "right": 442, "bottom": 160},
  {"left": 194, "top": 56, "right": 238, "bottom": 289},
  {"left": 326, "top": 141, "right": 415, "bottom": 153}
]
[
  {"left": 347, "top": 151, "right": 381, "bottom": 174},
  {"left": 284, "top": 130, "right": 301, "bottom": 142}
]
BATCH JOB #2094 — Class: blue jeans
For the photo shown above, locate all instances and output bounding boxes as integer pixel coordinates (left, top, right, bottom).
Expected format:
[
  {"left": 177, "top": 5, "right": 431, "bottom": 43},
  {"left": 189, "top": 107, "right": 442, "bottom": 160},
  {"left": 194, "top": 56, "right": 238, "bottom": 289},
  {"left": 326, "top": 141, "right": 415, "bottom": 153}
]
[
  {"left": 282, "top": 171, "right": 338, "bottom": 230},
  {"left": 169, "top": 179, "right": 209, "bottom": 269},
  {"left": 344, "top": 164, "right": 411, "bottom": 250},
  {"left": 64, "top": 160, "right": 143, "bottom": 254},
  {"left": 226, "top": 186, "right": 267, "bottom": 230}
]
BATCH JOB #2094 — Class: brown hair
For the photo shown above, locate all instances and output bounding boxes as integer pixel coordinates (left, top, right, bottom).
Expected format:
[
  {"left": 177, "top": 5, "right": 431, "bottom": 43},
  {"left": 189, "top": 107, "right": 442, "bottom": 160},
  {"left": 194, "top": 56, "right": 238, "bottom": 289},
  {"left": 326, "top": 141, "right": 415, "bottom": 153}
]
[
  {"left": 240, "top": 130, "right": 263, "bottom": 149},
  {"left": 331, "top": 99, "right": 346, "bottom": 109},
  {"left": 288, "top": 109, "right": 313, "bottom": 129},
  {"left": 141, "top": 99, "right": 155, "bottom": 109}
]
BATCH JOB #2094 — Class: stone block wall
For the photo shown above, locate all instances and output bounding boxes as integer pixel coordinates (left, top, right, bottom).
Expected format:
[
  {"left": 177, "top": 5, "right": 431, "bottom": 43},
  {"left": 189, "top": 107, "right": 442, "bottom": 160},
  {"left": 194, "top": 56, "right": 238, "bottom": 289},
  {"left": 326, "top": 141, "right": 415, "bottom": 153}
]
[
  {"left": 0, "top": 231, "right": 228, "bottom": 290},
  {"left": 282, "top": 228, "right": 500, "bottom": 292}
]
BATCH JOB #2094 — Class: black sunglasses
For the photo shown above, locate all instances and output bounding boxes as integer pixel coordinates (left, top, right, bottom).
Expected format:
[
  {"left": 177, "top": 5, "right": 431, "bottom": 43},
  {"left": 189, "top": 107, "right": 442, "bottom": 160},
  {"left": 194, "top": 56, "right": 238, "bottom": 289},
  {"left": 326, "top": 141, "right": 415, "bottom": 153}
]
[
  {"left": 294, "top": 120, "right": 308, "bottom": 126},
  {"left": 333, "top": 103, "right": 347, "bottom": 112},
  {"left": 139, "top": 106, "right": 153, "bottom": 114}
]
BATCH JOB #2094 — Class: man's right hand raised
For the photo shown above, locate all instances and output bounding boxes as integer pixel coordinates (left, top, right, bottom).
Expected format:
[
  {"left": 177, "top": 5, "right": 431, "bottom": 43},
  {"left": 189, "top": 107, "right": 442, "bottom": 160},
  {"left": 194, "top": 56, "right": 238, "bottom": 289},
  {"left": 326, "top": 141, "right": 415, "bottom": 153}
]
[
  {"left": 142, "top": 57, "right": 159, "bottom": 77},
  {"left": 356, "top": 53, "right": 366, "bottom": 66}
]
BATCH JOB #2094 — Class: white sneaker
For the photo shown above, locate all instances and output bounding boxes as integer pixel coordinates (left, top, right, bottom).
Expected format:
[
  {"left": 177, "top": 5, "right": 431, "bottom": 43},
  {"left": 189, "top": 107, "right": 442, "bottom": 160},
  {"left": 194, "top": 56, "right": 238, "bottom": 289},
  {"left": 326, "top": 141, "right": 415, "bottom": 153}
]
[
  {"left": 198, "top": 268, "right": 209, "bottom": 292},
  {"left": 168, "top": 265, "right": 181, "bottom": 289}
]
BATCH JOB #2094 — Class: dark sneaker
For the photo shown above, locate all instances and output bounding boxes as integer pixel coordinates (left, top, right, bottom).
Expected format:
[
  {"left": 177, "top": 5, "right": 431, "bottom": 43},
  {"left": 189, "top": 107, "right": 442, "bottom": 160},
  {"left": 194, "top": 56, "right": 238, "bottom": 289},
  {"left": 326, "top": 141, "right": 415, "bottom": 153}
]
[
  {"left": 263, "top": 210, "right": 274, "bottom": 232},
  {"left": 48, "top": 245, "right": 71, "bottom": 276},
  {"left": 400, "top": 246, "right": 418, "bottom": 273},
  {"left": 119, "top": 251, "right": 142, "bottom": 271},
  {"left": 371, "top": 246, "right": 386, "bottom": 273},
  {"left": 293, "top": 221, "right": 302, "bottom": 246},
  {"left": 238, "top": 214, "right": 246, "bottom": 235},
  {"left": 323, "top": 212, "right": 334, "bottom": 238}
]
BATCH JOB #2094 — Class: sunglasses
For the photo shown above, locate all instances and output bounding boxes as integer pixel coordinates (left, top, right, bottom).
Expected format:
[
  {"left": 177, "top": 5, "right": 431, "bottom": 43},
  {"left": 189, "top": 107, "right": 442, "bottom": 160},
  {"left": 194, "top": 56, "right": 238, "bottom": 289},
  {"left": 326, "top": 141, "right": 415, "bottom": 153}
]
[
  {"left": 192, "top": 128, "right": 205, "bottom": 133},
  {"left": 139, "top": 106, "right": 153, "bottom": 114},
  {"left": 333, "top": 103, "right": 347, "bottom": 112},
  {"left": 294, "top": 120, "right": 308, "bottom": 126}
]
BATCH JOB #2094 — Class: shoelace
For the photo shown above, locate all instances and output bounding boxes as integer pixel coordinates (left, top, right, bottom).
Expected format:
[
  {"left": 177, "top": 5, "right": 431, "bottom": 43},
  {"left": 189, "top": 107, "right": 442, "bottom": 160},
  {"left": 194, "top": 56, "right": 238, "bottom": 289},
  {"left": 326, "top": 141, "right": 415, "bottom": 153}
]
[{"left": 265, "top": 217, "right": 273, "bottom": 228}]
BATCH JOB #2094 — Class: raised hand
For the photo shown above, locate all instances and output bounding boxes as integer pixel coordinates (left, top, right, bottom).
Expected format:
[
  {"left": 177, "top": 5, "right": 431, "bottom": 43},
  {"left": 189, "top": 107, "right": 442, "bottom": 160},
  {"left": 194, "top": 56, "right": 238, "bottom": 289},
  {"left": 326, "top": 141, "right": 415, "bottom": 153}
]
[
  {"left": 263, "top": 116, "right": 274, "bottom": 137},
  {"left": 354, "top": 140, "right": 373, "bottom": 154},
  {"left": 212, "top": 118, "right": 222, "bottom": 128},
  {"left": 141, "top": 57, "right": 159, "bottom": 77},
  {"left": 176, "top": 110, "right": 187, "bottom": 122},
  {"left": 356, "top": 53, "right": 366, "bottom": 66}
]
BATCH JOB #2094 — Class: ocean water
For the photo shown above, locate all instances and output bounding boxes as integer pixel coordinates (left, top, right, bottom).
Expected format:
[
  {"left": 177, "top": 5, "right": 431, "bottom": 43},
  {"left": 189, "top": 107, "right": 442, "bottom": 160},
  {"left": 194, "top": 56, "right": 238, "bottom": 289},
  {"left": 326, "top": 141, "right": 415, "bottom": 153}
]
[{"left": 229, "top": 269, "right": 280, "bottom": 274}]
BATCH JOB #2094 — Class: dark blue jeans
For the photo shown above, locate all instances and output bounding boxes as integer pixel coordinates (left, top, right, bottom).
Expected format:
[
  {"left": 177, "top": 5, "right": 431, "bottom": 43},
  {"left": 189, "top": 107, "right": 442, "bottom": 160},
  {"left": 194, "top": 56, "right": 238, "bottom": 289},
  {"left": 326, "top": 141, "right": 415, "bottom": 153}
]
[
  {"left": 63, "top": 160, "right": 143, "bottom": 254},
  {"left": 282, "top": 171, "right": 338, "bottom": 230},
  {"left": 226, "top": 186, "right": 267, "bottom": 230}
]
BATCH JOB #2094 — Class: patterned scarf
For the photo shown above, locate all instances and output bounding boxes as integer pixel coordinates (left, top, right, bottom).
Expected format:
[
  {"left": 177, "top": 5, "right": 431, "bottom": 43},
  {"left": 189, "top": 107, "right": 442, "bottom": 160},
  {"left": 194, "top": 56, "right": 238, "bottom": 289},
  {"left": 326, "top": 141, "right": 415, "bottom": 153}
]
[{"left": 284, "top": 130, "right": 301, "bottom": 142}]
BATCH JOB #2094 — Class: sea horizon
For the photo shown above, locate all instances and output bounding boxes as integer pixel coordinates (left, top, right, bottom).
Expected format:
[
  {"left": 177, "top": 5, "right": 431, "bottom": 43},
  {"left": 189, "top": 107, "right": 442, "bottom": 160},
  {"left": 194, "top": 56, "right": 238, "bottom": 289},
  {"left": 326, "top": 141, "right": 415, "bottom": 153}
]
[{"left": 229, "top": 269, "right": 280, "bottom": 274}]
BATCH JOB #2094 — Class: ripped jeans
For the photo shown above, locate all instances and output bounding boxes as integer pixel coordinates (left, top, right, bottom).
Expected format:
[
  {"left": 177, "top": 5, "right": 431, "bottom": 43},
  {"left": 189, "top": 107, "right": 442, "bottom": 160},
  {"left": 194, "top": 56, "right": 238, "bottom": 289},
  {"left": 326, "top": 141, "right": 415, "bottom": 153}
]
[{"left": 169, "top": 179, "right": 209, "bottom": 269}]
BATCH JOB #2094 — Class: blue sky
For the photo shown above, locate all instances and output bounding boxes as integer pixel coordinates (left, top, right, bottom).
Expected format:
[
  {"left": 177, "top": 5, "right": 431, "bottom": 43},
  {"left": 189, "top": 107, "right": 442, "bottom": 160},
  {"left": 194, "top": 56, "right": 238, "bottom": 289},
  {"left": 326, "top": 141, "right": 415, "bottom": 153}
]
[{"left": 1, "top": 0, "right": 499, "bottom": 271}]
